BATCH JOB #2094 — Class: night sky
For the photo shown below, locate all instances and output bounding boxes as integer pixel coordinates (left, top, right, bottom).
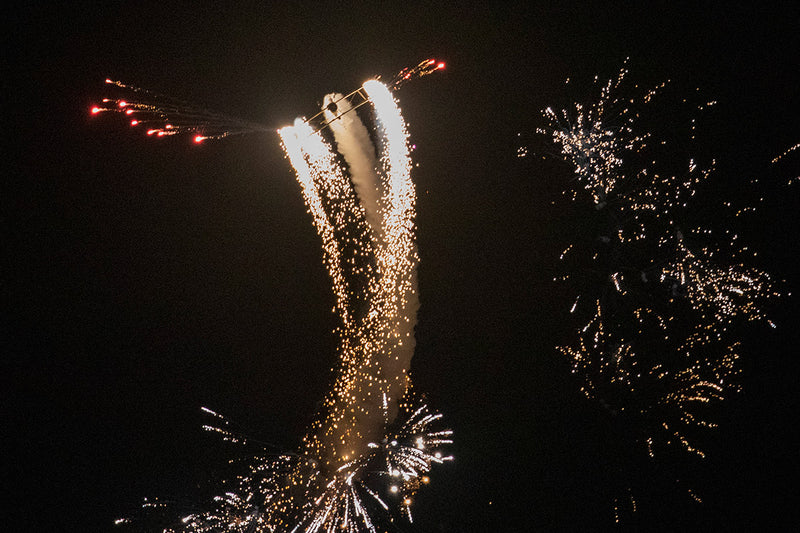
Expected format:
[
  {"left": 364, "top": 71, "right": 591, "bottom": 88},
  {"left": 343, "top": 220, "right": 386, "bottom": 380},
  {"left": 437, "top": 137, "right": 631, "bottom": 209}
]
[{"left": 6, "top": 2, "right": 799, "bottom": 531}]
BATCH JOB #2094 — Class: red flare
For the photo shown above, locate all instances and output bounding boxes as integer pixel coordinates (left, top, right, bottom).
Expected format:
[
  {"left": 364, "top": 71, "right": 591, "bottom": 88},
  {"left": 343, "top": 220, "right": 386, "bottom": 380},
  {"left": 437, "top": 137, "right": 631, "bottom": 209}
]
[
  {"left": 118, "top": 101, "right": 127, "bottom": 108},
  {"left": 91, "top": 107, "right": 101, "bottom": 114},
  {"left": 194, "top": 135, "right": 205, "bottom": 143},
  {"left": 130, "top": 120, "right": 138, "bottom": 126}
]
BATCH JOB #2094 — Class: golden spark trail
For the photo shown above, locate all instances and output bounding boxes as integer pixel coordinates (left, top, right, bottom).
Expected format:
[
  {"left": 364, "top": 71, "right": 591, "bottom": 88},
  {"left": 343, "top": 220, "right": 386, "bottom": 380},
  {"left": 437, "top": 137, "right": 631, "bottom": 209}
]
[
  {"left": 278, "top": 119, "right": 363, "bottom": 330},
  {"left": 271, "top": 79, "right": 447, "bottom": 531},
  {"left": 280, "top": 80, "right": 419, "bottom": 472}
]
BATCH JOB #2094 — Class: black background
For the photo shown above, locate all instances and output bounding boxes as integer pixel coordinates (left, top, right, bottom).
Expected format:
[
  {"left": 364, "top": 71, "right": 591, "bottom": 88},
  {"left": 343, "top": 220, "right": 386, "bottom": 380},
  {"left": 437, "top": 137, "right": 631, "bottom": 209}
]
[{"left": 6, "top": 2, "right": 799, "bottom": 531}]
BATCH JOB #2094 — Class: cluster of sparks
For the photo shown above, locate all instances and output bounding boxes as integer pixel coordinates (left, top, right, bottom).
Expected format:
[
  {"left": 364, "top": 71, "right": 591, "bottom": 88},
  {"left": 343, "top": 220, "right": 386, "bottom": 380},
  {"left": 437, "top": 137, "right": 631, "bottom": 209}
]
[
  {"left": 91, "top": 60, "right": 444, "bottom": 143},
  {"left": 662, "top": 241, "right": 779, "bottom": 330},
  {"left": 271, "top": 78, "right": 452, "bottom": 531},
  {"left": 771, "top": 142, "right": 799, "bottom": 165},
  {"left": 114, "top": 70, "right": 450, "bottom": 532},
  {"left": 390, "top": 59, "right": 445, "bottom": 90},
  {"left": 90, "top": 79, "right": 271, "bottom": 143},
  {"left": 136, "top": 400, "right": 451, "bottom": 533},
  {"left": 541, "top": 65, "right": 779, "bottom": 519}
]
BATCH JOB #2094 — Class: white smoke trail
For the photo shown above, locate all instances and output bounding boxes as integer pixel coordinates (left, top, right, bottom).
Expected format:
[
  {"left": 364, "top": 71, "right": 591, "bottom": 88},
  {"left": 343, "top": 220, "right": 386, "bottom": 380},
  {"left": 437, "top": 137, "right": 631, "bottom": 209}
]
[
  {"left": 322, "top": 85, "right": 420, "bottom": 425},
  {"left": 322, "top": 93, "right": 383, "bottom": 240}
]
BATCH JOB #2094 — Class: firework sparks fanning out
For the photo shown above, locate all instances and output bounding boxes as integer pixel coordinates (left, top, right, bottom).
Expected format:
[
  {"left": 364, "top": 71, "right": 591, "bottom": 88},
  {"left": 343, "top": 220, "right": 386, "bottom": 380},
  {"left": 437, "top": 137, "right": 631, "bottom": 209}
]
[
  {"left": 662, "top": 241, "right": 779, "bottom": 329},
  {"left": 115, "top": 71, "right": 450, "bottom": 532},
  {"left": 90, "top": 79, "right": 271, "bottom": 142},
  {"left": 92, "top": 60, "right": 444, "bottom": 143},
  {"left": 541, "top": 64, "right": 778, "bottom": 518}
]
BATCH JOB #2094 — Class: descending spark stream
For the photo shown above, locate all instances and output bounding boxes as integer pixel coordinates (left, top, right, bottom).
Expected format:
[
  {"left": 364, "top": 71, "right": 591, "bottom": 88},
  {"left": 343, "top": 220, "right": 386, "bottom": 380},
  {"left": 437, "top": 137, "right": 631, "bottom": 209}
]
[
  {"left": 280, "top": 79, "right": 419, "bottom": 472},
  {"left": 279, "top": 118, "right": 360, "bottom": 330},
  {"left": 266, "top": 79, "right": 448, "bottom": 531},
  {"left": 321, "top": 93, "right": 382, "bottom": 238}
]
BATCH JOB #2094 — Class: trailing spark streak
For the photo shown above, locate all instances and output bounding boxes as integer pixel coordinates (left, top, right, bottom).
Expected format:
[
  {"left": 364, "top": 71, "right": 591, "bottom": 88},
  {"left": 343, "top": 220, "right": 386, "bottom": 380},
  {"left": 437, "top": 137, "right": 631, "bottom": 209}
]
[
  {"left": 270, "top": 79, "right": 445, "bottom": 531},
  {"left": 91, "top": 59, "right": 444, "bottom": 143},
  {"left": 390, "top": 59, "right": 445, "bottom": 90},
  {"left": 279, "top": 80, "right": 421, "bottom": 474},
  {"left": 279, "top": 120, "right": 363, "bottom": 329},
  {"left": 91, "top": 79, "right": 271, "bottom": 142}
]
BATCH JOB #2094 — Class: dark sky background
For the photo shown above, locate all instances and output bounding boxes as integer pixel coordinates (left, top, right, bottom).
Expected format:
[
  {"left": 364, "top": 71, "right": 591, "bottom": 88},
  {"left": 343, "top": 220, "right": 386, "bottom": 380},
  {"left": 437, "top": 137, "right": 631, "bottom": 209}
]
[{"left": 6, "top": 2, "right": 799, "bottom": 532}]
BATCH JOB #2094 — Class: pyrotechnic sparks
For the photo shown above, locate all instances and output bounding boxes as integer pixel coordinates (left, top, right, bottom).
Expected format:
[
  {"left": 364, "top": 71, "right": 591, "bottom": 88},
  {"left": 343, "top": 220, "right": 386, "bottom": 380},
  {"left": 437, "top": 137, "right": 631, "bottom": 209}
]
[
  {"left": 277, "top": 78, "right": 422, "bottom": 468},
  {"left": 268, "top": 79, "right": 451, "bottom": 530},
  {"left": 90, "top": 80, "right": 272, "bottom": 142},
  {"left": 662, "top": 241, "right": 779, "bottom": 329},
  {"left": 559, "top": 301, "right": 741, "bottom": 456},
  {"left": 390, "top": 58, "right": 445, "bottom": 90},
  {"left": 771, "top": 142, "right": 799, "bottom": 165},
  {"left": 91, "top": 60, "right": 444, "bottom": 143},
  {"left": 130, "top": 399, "right": 451, "bottom": 533},
  {"left": 114, "top": 71, "right": 449, "bottom": 532},
  {"left": 541, "top": 64, "right": 779, "bottom": 519}
]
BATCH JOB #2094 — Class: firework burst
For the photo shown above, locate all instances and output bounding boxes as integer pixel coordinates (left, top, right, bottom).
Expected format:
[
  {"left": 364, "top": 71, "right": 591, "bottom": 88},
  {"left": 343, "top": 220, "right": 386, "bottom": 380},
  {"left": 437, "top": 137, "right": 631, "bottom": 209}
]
[
  {"left": 390, "top": 58, "right": 445, "bottom": 90},
  {"left": 540, "top": 64, "right": 778, "bottom": 520}
]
